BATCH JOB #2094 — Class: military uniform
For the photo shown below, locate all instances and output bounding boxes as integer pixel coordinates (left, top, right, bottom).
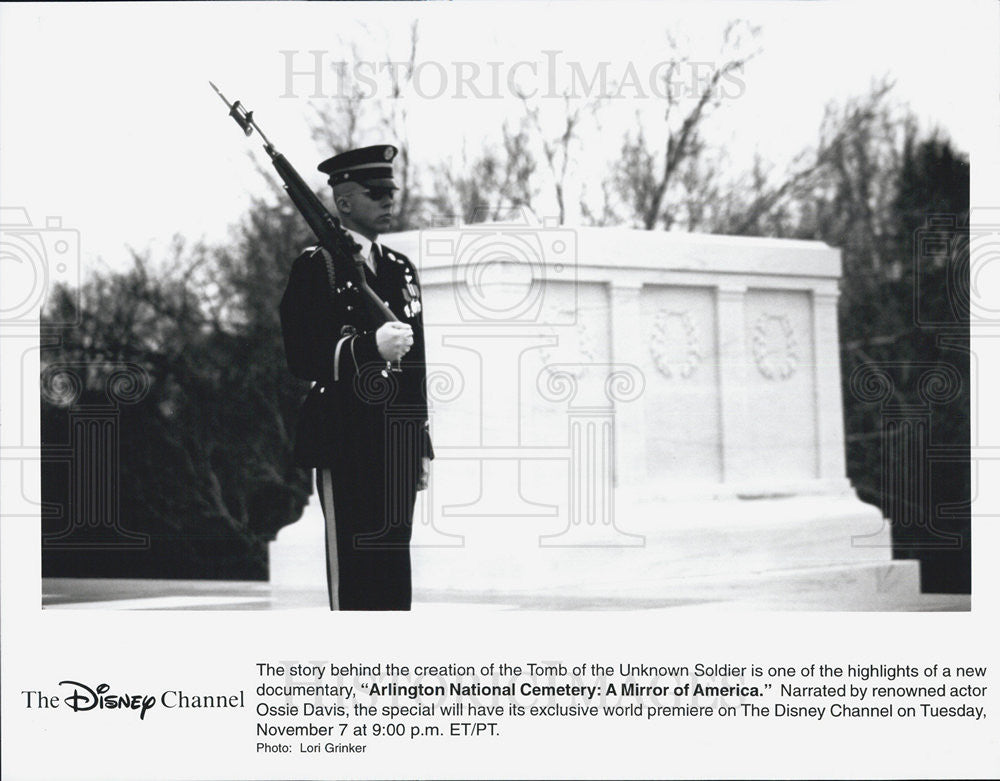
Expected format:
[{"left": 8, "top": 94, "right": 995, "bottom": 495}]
[{"left": 278, "top": 145, "right": 432, "bottom": 611}]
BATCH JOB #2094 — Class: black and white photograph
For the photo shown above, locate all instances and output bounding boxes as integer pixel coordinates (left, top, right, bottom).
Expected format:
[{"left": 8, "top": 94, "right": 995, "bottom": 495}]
[{"left": 1, "top": 1, "right": 996, "bottom": 779}]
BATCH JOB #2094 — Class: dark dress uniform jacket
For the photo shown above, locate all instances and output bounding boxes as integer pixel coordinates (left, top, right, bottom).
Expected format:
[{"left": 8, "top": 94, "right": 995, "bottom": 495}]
[{"left": 279, "top": 244, "right": 432, "bottom": 610}]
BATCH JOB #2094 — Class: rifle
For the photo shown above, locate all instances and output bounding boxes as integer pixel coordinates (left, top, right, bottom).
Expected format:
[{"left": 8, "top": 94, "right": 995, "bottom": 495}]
[{"left": 209, "top": 81, "right": 401, "bottom": 372}]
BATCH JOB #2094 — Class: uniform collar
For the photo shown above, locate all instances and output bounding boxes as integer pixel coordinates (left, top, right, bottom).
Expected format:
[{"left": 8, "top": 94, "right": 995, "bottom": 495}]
[{"left": 344, "top": 228, "right": 380, "bottom": 262}]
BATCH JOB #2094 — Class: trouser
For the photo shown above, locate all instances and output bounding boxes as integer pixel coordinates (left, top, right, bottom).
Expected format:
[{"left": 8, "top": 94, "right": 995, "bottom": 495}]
[{"left": 315, "top": 467, "right": 414, "bottom": 611}]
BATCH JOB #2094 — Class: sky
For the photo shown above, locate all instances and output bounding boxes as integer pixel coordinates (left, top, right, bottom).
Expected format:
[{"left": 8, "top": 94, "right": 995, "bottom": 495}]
[{"left": 0, "top": 0, "right": 993, "bottom": 281}]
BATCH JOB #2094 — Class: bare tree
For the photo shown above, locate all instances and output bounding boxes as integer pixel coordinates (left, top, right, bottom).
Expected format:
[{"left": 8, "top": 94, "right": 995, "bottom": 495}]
[
  {"left": 809, "top": 79, "right": 911, "bottom": 275},
  {"left": 303, "top": 23, "right": 425, "bottom": 229},
  {"left": 308, "top": 40, "right": 368, "bottom": 155},
  {"left": 430, "top": 121, "right": 536, "bottom": 224},
  {"left": 377, "top": 20, "right": 423, "bottom": 229},
  {"left": 611, "top": 20, "right": 762, "bottom": 230},
  {"left": 707, "top": 78, "right": 901, "bottom": 241},
  {"left": 579, "top": 177, "right": 619, "bottom": 227},
  {"left": 514, "top": 87, "right": 605, "bottom": 225}
]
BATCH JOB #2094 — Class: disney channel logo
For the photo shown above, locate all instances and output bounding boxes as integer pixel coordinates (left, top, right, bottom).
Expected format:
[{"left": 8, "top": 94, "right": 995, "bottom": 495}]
[
  {"left": 59, "top": 681, "right": 156, "bottom": 720},
  {"left": 23, "top": 681, "right": 247, "bottom": 720}
]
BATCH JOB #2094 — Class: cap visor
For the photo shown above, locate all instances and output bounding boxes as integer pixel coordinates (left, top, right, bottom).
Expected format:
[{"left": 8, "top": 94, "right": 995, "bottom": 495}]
[{"left": 363, "top": 178, "right": 399, "bottom": 190}]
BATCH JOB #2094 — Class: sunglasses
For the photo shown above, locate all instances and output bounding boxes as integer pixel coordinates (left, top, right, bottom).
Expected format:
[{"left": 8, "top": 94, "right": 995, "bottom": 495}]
[{"left": 361, "top": 187, "right": 396, "bottom": 201}]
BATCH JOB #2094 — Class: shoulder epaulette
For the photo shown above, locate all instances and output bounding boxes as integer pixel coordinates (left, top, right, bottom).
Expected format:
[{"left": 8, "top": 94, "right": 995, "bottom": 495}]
[{"left": 297, "top": 246, "right": 337, "bottom": 294}]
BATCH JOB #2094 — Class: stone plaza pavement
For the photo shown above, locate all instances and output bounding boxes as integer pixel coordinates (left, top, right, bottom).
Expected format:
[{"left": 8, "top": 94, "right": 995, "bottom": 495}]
[{"left": 42, "top": 576, "right": 969, "bottom": 612}]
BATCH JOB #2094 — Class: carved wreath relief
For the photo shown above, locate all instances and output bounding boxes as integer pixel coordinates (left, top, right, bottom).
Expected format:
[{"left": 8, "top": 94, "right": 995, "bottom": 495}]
[
  {"left": 650, "top": 310, "right": 702, "bottom": 379},
  {"left": 752, "top": 313, "right": 798, "bottom": 380}
]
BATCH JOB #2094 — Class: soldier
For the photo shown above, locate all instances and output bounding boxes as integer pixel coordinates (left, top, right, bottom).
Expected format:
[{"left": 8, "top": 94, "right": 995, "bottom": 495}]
[{"left": 279, "top": 144, "right": 432, "bottom": 611}]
